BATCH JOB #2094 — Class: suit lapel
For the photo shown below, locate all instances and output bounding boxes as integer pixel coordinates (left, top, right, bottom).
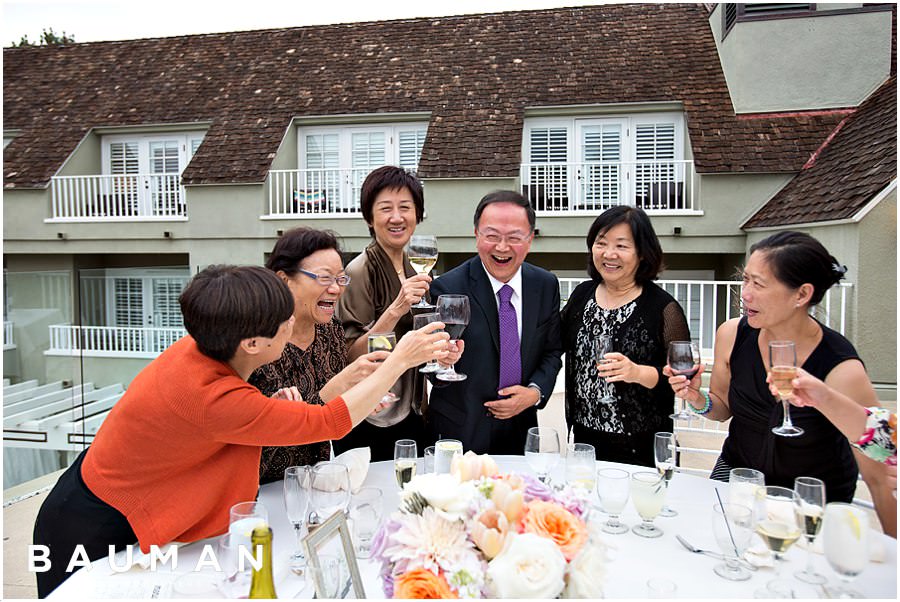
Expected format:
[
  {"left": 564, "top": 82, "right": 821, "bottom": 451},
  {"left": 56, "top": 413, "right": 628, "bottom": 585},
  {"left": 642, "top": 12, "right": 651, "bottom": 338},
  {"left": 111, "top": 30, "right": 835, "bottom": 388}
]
[
  {"left": 520, "top": 263, "right": 538, "bottom": 367},
  {"left": 468, "top": 260, "right": 500, "bottom": 353}
]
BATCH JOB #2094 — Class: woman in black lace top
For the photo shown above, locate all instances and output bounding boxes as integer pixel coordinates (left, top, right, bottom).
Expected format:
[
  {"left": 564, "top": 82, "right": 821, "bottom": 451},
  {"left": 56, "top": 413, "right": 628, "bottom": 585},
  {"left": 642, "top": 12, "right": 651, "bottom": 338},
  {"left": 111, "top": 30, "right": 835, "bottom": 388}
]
[{"left": 561, "top": 207, "right": 689, "bottom": 467}]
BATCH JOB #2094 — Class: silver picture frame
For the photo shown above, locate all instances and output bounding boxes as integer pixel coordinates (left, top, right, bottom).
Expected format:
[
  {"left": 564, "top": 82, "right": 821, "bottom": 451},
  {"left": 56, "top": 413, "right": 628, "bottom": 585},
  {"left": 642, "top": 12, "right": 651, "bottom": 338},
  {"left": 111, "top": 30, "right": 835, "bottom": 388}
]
[{"left": 302, "top": 510, "right": 365, "bottom": 599}]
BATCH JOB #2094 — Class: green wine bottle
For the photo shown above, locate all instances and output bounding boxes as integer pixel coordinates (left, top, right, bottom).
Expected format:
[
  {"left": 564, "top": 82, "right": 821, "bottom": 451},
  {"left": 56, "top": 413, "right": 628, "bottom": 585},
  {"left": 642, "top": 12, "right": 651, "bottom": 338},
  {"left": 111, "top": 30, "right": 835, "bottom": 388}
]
[{"left": 248, "top": 526, "right": 277, "bottom": 599}]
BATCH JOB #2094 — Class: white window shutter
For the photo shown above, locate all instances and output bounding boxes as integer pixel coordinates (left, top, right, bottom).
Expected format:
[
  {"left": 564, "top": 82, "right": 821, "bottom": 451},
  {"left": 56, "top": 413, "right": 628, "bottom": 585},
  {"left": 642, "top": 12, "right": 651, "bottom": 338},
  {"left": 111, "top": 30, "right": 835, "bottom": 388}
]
[{"left": 398, "top": 128, "right": 426, "bottom": 170}]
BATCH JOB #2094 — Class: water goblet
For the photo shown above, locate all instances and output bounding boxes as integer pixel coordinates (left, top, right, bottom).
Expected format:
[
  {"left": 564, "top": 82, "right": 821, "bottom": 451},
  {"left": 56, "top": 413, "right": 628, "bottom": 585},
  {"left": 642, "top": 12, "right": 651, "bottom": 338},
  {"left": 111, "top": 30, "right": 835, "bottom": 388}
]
[
  {"left": 524, "top": 426, "right": 560, "bottom": 484},
  {"left": 394, "top": 439, "right": 417, "bottom": 487},
  {"left": 228, "top": 501, "right": 268, "bottom": 553},
  {"left": 368, "top": 331, "right": 400, "bottom": 404},
  {"left": 630, "top": 471, "right": 665, "bottom": 538},
  {"left": 769, "top": 340, "right": 804, "bottom": 437},
  {"left": 434, "top": 438, "right": 462, "bottom": 475},
  {"left": 654, "top": 431, "right": 678, "bottom": 517},
  {"left": 596, "top": 468, "right": 630, "bottom": 534},
  {"left": 435, "top": 294, "right": 470, "bottom": 382},
  {"left": 216, "top": 533, "right": 252, "bottom": 598},
  {"left": 283, "top": 466, "right": 311, "bottom": 575},
  {"left": 301, "top": 553, "right": 342, "bottom": 599},
  {"left": 711, "top": 502, "right": 754, "bottom": 581},
  {"left": 423, "top": 445, "right": 436, "bottom": 474},
  {"left": 309, "top": 462, "right": 350, "bottom": 526},
  {"left": 668, "top": 340, "right": 700, "bottom": 421},
  {"left": 413, "top": 313, "right": 443, "bottom": 373},
  {"left": 593, "top": 334, "right": 616, "bottom": 404},
  {"left": 729, "top": 467, "right": 765, "bottom": 522},
  {"left": 407, "top": 234, "right": 438, "bottom": 308},
  {"left": 349, "top": 487, "right": 383, "bottom": 559},
  {"left": 565, "top": 442, "right": 596, "bottom": 492},
  {"left": 793, "top": 476, "right": 826, "bottom": 584},
  {"left": 822, "top": 502, "right": 869, "bottom": 598}
]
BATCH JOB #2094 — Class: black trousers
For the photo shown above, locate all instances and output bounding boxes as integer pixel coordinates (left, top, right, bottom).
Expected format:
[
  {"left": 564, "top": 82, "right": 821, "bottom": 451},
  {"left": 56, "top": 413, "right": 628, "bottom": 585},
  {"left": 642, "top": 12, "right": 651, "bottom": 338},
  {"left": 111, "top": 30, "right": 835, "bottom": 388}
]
[
  {"left": 332, "top": 411, "right": 428, "bottom": 462},
  {"left": 33, "top": 450, "right": 137, "bottom": 598},
  {"left": 572, "top": 424, "right": 660, "bottom": 468}
]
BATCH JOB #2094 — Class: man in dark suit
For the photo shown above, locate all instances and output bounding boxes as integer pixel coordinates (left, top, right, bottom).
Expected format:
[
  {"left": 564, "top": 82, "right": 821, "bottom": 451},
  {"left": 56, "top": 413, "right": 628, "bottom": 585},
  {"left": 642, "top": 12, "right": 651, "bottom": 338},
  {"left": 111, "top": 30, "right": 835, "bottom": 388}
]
[{"left": 428, "top": 190, "right": 563, "bottom": 455}]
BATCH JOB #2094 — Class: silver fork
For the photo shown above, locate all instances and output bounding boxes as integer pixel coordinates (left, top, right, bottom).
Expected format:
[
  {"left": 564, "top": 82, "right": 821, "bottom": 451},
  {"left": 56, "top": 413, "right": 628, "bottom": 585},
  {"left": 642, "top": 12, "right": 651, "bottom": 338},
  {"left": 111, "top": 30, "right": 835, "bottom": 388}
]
[{"left": 675, "top": 534, "right": 758, "bottom": 571}]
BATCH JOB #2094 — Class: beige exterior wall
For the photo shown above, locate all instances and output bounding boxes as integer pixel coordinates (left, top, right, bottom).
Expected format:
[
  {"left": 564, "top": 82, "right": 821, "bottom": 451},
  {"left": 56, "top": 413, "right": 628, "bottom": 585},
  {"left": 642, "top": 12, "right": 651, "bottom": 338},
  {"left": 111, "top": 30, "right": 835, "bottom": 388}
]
[{"left": 709, "top": 5, "right": 893, "bottom": 113}]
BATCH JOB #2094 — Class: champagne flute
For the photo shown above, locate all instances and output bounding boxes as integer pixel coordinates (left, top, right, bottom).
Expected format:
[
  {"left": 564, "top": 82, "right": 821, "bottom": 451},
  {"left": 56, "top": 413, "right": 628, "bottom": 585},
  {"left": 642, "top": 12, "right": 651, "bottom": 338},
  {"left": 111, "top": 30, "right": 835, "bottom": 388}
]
[
  {"left": 630, "top": 471, "right": 665, "bottom": 538},
  {"left": 593, "top": 334, "right": 616, "bottom": 404},
  {"left": 822, "top": 502, "right": 869, "bottom": 598},
  {"left": 407, "top": 234, "right": 438, "bottom": 308},
  {"left": 309, "top": 462, "right": 351, "bottom": 525},
  {"left": 793, "top": 476, "right": 826, "bottom": 584},
  {"left": 413, "top": 313, "right": 442, "bottom": 373},
  {"left": 668, "top": 340, "right": 699, "bottom": 421},
  {"left": 394, "top": 439, "right": 417, "bottom": 487},
  {"left": 653, "top": 432, "right": 678, "bottom": 517},
  {"left": 769, "top": 340, "right": 804, "bottom": 437},
  {"left": 524, "top": 426, "right": 561, "bottom": 484},
  {"left": 368, "top": 331, "right": 400, "bottom": 404},
  {"left": 711, "top": 502, "right": 754, "bottom": 581},
  {"left": 283, "top": 466, "right": 311, "bottom": 575},
  {"left": 435, "top": 294, "right": 470, "bottom": 382},
  {"left": 596, "top": 468, "right": 630, "bottom": 534},
  {"left": 756, "top": 486, "right": 802, "bottom": 561}
]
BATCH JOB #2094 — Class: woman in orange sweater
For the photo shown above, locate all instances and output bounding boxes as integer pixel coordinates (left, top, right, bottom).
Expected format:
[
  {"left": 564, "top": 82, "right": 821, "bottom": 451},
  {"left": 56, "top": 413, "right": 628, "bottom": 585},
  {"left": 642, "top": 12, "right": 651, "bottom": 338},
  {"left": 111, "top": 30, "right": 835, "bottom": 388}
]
[{"left": 32, "top": 265, "right": 448, "bottom": 597}]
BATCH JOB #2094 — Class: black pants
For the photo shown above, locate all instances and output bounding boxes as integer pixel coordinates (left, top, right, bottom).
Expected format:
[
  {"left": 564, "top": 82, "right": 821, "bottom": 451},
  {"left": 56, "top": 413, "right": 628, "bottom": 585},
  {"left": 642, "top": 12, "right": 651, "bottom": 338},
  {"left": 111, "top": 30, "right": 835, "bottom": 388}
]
[
  {"left": 33, "top": 450, "right": 137, "bottom": 598},
  {"left": 332, "top": 411, "right": 428, "bottom": 462},
  {"left": 572, "top": 424, "right": 660, "bottom": 468}
]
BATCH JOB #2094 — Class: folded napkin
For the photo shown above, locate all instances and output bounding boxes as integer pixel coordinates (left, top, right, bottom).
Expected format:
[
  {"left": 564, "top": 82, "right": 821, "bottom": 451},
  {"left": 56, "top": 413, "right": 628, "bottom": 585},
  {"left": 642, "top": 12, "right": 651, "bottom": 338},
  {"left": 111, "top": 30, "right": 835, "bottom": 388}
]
[{"left": 333, "top": 447, "right": 371, "bottom": 494}]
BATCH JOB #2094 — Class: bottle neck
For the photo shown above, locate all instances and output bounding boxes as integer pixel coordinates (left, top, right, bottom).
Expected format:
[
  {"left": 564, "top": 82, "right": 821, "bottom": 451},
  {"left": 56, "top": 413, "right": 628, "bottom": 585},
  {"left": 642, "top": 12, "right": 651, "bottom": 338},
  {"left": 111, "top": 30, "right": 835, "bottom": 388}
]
[{"left": 248, "top": 527, "right": 278, "bottom": 599}]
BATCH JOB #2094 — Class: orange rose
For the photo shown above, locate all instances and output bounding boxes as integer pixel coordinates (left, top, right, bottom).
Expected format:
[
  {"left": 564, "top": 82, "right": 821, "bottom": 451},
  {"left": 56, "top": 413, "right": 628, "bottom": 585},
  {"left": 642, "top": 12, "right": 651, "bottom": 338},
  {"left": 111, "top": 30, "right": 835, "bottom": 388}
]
[
  {"left": 521, "top": 500, "right": 588, "bottom": 561},
  {"left": 393, "top": 568, "right": 458, "bottom": 599}
]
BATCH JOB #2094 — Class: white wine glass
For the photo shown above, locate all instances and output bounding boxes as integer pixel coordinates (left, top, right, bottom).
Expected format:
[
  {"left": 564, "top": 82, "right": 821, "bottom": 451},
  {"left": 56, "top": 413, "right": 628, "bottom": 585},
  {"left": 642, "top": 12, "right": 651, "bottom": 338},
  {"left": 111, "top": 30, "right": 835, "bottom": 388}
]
[
  {"left": 822, "top": 502, "right": 869, "bottom": 598},
  {"left": 394, "top": 439, "right": 417, "bottom": 487},
  {"left": 596, "top": 468, "right": 630, "bottom": 534},
  {"left": 653, "top": 432, "right": 678, "bottom": 517},
  {"left": 756, "top": 486, "right": 802, "bottom": 564},
  {"left": 711, "top": 502, "right": 754, "bottom": 581},
  {"left": 668, "top": 340, "right": 699, "bottom": 421},
  {"left": 593, "top": 334, "right": 616, "bottom": 404},
  {"left": 368, "top": 331, "right": 400, "bottom": 404},
  {"left": 630, "top": 471, "right": 665, "bottom": 538},
  {"left": 412, "top": 312, "right": 442, "bottom": 373},
  {"left": 309, "top": 462, "right": 350, "bottom": 525},
  {"left": 435, "top": 294, "right": 470, "bottom": 382},
  {"left": 524, "top": 426, "right": 560, "bottom": 484},
  {"left": 769, "top": 340, "right": 804, "bottom": 437},
  {"left": 283, "top": 466, "right": 311, "bottom": 575},
  {"left": 793, "top": 476, "right": 826, "bottom": 584},
  {"left": 407, "top": 234, "right": 438, "bottom": 308}
]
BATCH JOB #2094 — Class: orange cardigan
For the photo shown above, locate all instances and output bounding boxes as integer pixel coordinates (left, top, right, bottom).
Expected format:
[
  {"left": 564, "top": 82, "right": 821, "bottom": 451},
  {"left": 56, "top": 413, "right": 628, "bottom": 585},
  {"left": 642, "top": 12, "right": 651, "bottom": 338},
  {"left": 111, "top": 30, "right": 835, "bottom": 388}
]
[{"left": 81, "top": 336, "right": 352, "bottom": 552}]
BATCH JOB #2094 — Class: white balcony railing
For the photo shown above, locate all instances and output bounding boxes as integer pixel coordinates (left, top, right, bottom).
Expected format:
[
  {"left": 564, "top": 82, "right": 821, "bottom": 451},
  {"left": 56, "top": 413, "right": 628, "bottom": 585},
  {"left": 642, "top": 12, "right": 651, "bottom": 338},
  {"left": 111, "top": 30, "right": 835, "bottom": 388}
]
[
  {"left": 267, "top": 168, "right": 370, "bottom": 217},
  {"left": 3, "top": 321, "right": 14, "bottom": 350},
  {"left": 50, "top": 174, "right": 186, "bottom": 221},
  {"left": 46, "top": 325, "right": 186, "bottom": 358},
  {"left": 521, "top": 160, "right": 697, "bottom": 213},
  {"left": 559, "top": 278, "right": 851, "bottom": 363}
]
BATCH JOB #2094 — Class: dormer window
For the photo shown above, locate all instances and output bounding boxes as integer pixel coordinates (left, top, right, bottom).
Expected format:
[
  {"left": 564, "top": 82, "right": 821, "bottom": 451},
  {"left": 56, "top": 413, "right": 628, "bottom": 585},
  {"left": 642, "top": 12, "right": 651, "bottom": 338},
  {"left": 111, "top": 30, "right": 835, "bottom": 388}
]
[{"left": 723, "top": 4, "right": 814, "bottom": 37}]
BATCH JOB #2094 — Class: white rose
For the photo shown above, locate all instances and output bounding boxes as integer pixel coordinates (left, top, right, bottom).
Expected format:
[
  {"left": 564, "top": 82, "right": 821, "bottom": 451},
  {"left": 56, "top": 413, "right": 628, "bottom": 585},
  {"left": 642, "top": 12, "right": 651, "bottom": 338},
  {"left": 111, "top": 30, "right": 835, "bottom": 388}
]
[
  {"left": 563, "top": 540, "right": 608, "bottom": 598},
  {"left": 487, "top": 533, "right": 566, "bottom": 598},
  {"left": 402, "top": 473, "right": 476, "bottom": 521}
]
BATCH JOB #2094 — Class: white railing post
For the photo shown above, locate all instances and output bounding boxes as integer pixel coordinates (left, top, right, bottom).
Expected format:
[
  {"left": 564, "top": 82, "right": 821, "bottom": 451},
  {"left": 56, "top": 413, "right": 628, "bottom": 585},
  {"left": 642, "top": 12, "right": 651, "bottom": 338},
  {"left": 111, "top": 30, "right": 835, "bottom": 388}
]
[
  {"left": 45, "top": 325, "right": 187, "bottom": 358},
  {"left": 50, "top": 174, "right": 187, "bottom": 220}
]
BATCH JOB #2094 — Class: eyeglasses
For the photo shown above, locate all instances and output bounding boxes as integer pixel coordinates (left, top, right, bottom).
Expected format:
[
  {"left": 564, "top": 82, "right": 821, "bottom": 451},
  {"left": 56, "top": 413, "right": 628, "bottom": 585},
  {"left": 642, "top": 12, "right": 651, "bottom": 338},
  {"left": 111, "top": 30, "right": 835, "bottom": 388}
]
[
  {"left": 477, "top": 229, "right": 532, "bottom": 246},
  {"left": 296, "top": 269, "right": 351, "bottom": 287}
]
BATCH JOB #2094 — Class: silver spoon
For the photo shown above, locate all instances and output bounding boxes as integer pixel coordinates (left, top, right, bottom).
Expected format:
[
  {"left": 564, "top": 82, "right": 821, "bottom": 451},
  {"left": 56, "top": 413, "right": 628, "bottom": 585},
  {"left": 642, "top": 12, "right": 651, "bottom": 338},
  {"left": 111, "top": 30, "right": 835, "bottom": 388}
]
[{"left": 675, "top": 534, "right": 758, "bottom": 571}]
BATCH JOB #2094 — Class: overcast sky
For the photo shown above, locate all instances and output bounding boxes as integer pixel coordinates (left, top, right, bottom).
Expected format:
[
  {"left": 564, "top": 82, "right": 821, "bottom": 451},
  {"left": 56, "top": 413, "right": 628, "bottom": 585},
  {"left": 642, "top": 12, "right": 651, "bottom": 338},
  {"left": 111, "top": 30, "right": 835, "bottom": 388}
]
[{"left": 3, "top": 0, "right": 614, "bottom": 46}]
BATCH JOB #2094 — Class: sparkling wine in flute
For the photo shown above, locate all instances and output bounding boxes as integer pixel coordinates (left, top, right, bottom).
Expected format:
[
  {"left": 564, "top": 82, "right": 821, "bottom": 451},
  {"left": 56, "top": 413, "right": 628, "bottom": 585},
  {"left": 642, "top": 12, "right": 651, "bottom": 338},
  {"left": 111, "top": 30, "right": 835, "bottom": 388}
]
[
  {"left": 657, "top": 462, "right": 674, "bottom": 483},
  {"left": 756, "top": 519, "right": 802, "bottom": 554},
  {"left": 770, "top": 365, "right": 798, "bottom": 399},
  {"left": 394, "top": 459, "right": 417, "bottom": 487},
  {"left": 797, "top": 507, "right": 824, "bottom": 539},
  {"left": 769, "top": 340, "right": 804, "bottom": 437},
  {"left": 409, "top": 256, "right": 437, "bottom": 275}
]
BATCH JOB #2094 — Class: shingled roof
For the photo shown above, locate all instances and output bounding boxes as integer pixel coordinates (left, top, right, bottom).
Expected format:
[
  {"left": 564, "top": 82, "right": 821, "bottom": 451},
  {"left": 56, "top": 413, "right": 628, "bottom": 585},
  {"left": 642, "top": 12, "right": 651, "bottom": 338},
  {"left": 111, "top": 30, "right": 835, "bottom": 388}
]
[
  {"left": 3, "top": 3, "right": 846, "bottom": 189},
  {"left": 743, "top": 76, "right": 897, "bottom": 228}
]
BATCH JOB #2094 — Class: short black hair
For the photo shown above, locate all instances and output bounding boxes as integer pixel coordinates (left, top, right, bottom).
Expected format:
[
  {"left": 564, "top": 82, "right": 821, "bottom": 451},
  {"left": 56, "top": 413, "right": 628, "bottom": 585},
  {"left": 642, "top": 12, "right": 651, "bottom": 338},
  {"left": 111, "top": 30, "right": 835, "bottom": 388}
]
[
  {"left": 359, "top": 166, "right": 425, "bottom": 237},
  {"left": 749, "top": 231, "right": 846, "bottom": 306},
  {"left": 266, "top": 227, "right": 342, "bottom": 276},
  {"left": 585, "top": 206, "right": 663, "bottom": 285},
  {"left": 179, "top": 265, "right": 294, "bottom": 362},
  {"left": 472, "top": 190, "right": 536, "bottom": 231}
]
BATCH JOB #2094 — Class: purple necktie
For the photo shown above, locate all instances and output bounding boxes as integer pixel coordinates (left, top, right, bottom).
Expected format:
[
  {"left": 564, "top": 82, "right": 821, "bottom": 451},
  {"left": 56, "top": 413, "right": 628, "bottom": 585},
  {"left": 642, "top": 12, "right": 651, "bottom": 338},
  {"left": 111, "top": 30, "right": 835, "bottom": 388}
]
[{"left": 498, "top": 284, "right": 521, "bottom": 390}]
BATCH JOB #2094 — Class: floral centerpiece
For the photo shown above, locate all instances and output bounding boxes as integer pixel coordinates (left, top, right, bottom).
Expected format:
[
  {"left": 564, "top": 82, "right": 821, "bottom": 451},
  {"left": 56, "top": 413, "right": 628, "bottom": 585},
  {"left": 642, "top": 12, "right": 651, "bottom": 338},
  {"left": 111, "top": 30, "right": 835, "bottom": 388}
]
[{"left": 371, "top": 452, "right": 609, "bottom": 598}]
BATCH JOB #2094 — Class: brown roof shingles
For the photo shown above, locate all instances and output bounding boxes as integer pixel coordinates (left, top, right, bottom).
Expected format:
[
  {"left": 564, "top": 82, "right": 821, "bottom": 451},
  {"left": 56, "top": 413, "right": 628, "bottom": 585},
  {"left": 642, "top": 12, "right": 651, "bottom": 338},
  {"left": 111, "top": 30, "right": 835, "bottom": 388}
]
[
  {"left": 743, "top": 76, "right": 897, "bottom": 228},
  {"left": 2, "top": 4, "right": 848, "bottom": 188}
]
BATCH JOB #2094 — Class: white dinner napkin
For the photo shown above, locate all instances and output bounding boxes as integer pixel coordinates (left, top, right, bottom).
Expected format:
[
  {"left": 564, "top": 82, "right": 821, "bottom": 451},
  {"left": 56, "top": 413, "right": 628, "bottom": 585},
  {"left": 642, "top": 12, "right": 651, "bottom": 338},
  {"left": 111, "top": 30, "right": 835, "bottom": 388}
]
[{"left": 333, "top": 446, "right": 371, "bottom": 493}]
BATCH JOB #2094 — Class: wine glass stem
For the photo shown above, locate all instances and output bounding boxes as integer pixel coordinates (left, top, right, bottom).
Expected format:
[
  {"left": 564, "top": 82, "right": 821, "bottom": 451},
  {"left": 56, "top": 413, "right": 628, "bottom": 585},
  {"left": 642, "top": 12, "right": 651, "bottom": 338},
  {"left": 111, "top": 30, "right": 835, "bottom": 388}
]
[
  {"left": 294, "top": 523, "right": 306, "bottom": 558},
  {"left": 781, "top": 399, "right": 794, "bottom": 427}
]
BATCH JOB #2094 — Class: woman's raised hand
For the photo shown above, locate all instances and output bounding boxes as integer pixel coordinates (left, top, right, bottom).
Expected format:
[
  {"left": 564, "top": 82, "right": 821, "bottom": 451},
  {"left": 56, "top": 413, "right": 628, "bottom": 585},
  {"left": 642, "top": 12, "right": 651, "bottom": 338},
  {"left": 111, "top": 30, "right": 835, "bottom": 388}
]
[
  {"left": 391, "top": 273, "right": 432, "bottom": 312},
  {"left": 390, "top": 321, "right": 449, "bottom": 368},
  {"left": 340, "top": 351, "right": 390, "bottom": 387},
  {"left": 766, "top": 367, "right": 826, "bottom": 408},
  {"left": 663, "top": 362, "right": 706, "bottom": 401}
]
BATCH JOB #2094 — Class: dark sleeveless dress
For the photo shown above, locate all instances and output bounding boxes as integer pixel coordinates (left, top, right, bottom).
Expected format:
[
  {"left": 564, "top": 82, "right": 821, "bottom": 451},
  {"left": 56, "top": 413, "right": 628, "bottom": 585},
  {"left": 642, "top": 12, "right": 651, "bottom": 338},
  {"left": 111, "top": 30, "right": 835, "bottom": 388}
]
[{"left": 718, "top": 317, "right": 861, "bottom": 503}]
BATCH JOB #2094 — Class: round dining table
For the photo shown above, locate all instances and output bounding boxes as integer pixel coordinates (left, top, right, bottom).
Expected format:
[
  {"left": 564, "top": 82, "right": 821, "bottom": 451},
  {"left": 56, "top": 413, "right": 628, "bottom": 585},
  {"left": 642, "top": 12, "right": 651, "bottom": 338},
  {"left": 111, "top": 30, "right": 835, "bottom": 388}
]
[{"left": 48, "top": 455, "right": 897, "bottom": 599}]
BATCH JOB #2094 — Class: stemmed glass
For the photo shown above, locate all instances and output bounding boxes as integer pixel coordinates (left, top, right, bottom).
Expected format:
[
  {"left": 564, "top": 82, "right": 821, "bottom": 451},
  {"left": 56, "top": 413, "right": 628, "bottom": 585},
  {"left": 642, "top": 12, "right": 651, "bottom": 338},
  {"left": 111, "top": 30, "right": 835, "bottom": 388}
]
[
  {"left": 309, "top": 462, "right": 351, "bottom": 526},
  {"left": 368, "top": 331, "right": 400, "bottom": 404},
  {"left": 596, "top": 468, "right": 630, "bottom": 534},
  {"left": 711, "top": 502, "right": 754, "bottom": 581},
  {"left": 729, "top": 467, "right": 765, "bottom": 522},
  {"left": 413, "top": 313, "right": 442, "bottom": 373},
  {"left": 630, "top": 471, "right": 665, "bottom": 538},
  {"left": 755, "top": 485, "right": 802, "bottom": 587},
  {"left": 593, "top": 334, "right": 616, "bottom": 404},
  {"left": 793, "top": 476, "right": 827, "bottom": 584},
  {"left": 769, "top": 340, "right": 804, "bottom": 437},
  {"left": 822, "top": 502, "right": 869, "bottom": 598},
  {"left": 435, "top": 294, "right": 470, "bottom": 382},
  {"left": 394, "top": 439, "right": 417, "bottom": 488},
  {"left": 668, "top": 341, "right": 700, "bottom": 421},
  {"left": 283, "top": 466, "right": 311, "bottom": 575},
  {"left": 565, "top": 442, "right": 596, "bottom": 492},
  {"left": 653, "top": 432, "right": 678, "bottom": 517},
  {"left": 348, "top": 487, "right": 383, "bottom": 559},
  {"left": 524, "top": 426, "right": 560, "bottom": 484},
  {"left": 407, "top": 234, "right": 438, "bottom": 308}
]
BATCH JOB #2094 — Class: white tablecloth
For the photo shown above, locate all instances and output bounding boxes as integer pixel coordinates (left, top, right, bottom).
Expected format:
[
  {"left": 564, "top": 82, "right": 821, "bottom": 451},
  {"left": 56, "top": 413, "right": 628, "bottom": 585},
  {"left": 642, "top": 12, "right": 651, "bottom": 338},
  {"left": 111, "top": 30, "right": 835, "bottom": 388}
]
[{"left": 49, "top": 456, "right": 897, "bottom": 599}]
